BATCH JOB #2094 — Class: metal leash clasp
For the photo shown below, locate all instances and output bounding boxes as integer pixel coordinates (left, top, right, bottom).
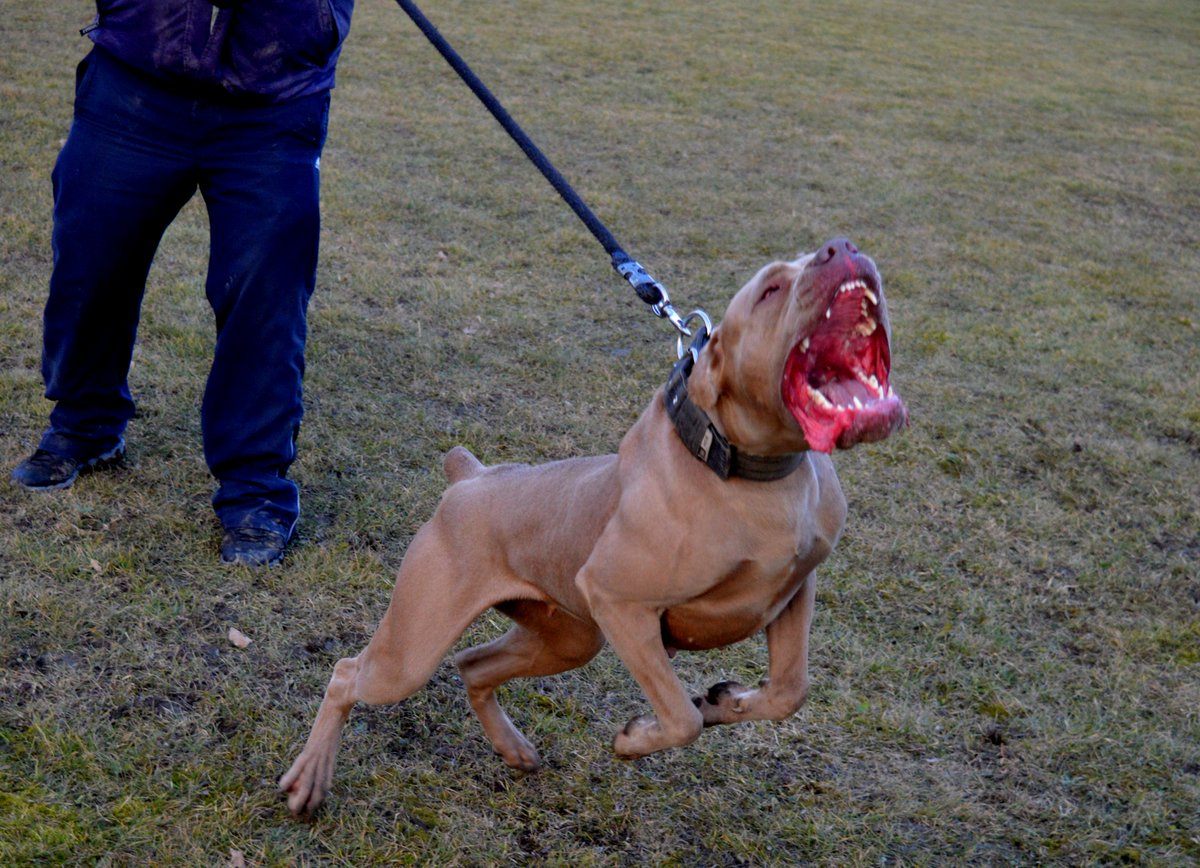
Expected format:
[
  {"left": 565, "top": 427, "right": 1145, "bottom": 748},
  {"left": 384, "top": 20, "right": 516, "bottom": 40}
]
[
  {"left": 612, "top": 253, "right": 711, "bottom": 355},
  {"left": 674, "top": 309, "right": 713, "bottom": 361},
  {"left": 653, "top": 296, "right": 693, "bottom": 338}
]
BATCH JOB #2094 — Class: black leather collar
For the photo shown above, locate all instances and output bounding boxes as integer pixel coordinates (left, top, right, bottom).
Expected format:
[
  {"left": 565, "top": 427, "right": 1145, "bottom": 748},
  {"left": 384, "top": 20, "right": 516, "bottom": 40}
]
[{"left": 663, "top": 345, "right": 807, "bottom": 482}]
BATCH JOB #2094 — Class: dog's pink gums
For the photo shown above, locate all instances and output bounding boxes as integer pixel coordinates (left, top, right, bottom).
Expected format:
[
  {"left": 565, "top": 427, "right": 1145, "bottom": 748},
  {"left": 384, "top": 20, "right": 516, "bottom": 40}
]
[{"left": 782, "top": 278, "right": 907, "bottom": 452}]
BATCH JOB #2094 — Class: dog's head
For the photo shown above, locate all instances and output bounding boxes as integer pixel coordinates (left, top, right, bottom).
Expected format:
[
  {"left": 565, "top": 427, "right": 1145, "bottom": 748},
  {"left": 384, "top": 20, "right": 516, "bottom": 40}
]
[{"left": 689, "top": 238, "right": 908, "bottom": 455}]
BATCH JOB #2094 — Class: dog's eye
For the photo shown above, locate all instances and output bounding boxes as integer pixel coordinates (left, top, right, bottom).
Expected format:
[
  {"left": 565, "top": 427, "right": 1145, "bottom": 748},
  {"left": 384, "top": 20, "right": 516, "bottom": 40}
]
[{"left": 760, "top": 284, "right": 781, "bottom": 303}]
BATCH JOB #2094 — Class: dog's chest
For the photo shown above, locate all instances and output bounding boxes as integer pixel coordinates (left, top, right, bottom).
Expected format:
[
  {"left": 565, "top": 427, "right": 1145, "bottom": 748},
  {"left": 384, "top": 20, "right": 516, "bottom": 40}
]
[
  {"left": 649, "top": 457, "right": 841, "bottom": 651},
  {"left": 661, "top": 529, "right": 827, "bottom": 652}
]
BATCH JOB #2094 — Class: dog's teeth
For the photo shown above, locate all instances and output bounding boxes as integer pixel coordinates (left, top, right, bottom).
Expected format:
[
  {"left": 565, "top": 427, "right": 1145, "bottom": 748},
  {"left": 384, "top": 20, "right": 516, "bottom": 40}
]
[
  {"left": 825, "top": 307, "right": 832, "bottom": 319},
  {"left": 853, "top": 396, "right": 863, "bottom": 409},
  {"left": 800, "top": 337, "right": 810, "bottom": 353},
  {"left": 854, "top": 371, "right": 884, "bottom": 398},
  {"left": 811, "top": 388, "right": 833, "bottom": 409},
  {"left": 864, "top": 288, "right": 878, "bottom": 305}
]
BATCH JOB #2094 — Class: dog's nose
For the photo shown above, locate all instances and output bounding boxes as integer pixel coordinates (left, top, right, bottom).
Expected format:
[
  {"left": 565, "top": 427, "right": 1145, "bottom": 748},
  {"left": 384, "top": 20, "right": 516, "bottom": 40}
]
[{"left": 814, "top": 238, "right": 859, "bottom": 266}]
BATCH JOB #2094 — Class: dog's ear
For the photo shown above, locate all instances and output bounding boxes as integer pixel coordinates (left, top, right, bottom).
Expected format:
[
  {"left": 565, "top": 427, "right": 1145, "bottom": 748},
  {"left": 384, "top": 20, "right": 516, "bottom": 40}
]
[{"left": 690, "top": 330, "right": 726, "bottom": 407}]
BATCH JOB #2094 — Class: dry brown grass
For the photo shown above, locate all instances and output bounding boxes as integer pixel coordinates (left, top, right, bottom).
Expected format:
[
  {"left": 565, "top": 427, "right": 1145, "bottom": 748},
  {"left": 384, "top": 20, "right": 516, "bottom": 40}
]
[{"left": 2, "top": 0, "right": 1197, "bottom": 863}]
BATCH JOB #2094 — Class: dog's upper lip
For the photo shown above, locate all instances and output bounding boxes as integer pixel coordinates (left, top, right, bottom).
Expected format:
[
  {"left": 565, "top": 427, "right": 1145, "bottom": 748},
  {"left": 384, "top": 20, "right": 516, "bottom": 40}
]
[
  {"left": 818, "top": 259, "right": 879, "bottom": 304},
  {"left": 820, "top": 276, "right": 879, "bottom": 324},
  {"left": 788, "top": 251, "right": 879, "bottom": 312},
  {"left": 791, "top": 269, "right": 883, "bottom": 347}
]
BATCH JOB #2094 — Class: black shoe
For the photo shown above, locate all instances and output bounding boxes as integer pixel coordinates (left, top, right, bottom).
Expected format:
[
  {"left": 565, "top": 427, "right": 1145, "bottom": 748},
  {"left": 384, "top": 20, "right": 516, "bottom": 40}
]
[
  {"left": 220, "top": 526, "right": 290, "bottom": 567},
  {"left": 10, "top": 444, "right": 125, "bottom": 491}
]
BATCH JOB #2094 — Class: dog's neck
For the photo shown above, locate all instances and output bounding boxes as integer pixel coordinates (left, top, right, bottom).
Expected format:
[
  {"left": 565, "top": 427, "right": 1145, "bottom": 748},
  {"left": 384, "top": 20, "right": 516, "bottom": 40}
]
[{"left": 663, "top": 354, "right": 807, "bottom": 482}]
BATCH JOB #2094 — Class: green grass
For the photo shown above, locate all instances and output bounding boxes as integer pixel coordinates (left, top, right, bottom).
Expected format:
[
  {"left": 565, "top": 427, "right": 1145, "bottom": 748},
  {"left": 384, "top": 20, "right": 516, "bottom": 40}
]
[{"left": 2, "top": 0, "right": 1198, "bottom": 863}]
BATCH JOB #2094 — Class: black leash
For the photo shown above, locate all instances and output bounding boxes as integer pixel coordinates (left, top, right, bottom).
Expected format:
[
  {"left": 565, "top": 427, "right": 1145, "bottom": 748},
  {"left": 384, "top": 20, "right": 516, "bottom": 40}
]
[
  {"left": 393, "top": 0, "right": 697, "bottom": 338},
  {"left": 395, "top": 1, "right": 805, "bottom": 481}
]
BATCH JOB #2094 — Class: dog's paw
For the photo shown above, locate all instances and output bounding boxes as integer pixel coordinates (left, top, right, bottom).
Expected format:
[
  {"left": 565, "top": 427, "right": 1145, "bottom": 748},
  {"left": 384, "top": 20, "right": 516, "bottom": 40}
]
[
  {"left": 613, "top": 709, "right": 703, "bottom": 758},
  {"left": 613, "top": 714, "right": 660, "bottom": 759},
  {"left": 695, "top": 680, "right": 756, "bottom": 726},
  {"left": 494, "top": 730, "right": 541, "bottom": 772},
  {"left": 279, "top": 751, "right": 333, "bottom": 817}
]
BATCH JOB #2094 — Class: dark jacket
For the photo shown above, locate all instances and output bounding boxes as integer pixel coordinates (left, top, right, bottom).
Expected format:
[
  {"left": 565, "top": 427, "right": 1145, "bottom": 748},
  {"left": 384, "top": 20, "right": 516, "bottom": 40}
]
[{"left": 85, "top": 0, "right": 355, "bottom": 102}]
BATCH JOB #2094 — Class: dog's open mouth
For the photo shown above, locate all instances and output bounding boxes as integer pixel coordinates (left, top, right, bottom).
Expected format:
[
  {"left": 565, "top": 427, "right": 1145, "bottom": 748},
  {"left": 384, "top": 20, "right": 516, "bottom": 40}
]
[{"left": 781, "top": 277, "right": 908, "bottom": 453}]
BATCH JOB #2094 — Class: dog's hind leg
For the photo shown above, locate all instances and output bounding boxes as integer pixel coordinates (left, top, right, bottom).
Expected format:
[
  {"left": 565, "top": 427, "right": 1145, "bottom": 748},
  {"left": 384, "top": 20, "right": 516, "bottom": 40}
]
[
  {"left": 278, "top": 652, "right": 363, "bottom": 816},
  {"left": 280, "top": 521, "right": 522, "bottom": 815},
  {"left": 455, "top": 600, "right": 603, "bottom": 771}
]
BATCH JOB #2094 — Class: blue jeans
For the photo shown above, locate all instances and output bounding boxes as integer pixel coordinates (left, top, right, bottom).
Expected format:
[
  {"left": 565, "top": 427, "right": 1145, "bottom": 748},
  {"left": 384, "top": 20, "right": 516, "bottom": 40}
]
[{"left": 39, "top": 48, "right": 330, "bottom": 534}]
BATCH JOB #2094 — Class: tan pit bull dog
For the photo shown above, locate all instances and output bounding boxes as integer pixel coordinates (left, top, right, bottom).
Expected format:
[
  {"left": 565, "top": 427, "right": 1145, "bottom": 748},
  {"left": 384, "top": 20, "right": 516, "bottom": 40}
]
[{"left": 280, "top": 237, "right": 908, "bottom": 814}]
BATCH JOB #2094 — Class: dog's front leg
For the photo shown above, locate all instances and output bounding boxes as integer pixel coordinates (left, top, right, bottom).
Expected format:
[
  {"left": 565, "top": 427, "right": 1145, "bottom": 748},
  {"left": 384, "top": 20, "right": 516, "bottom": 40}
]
[
  {"left": 697, "top": 569, "right": 816, "bottom": 726},
  {"left": 580, "top": 580, "right": 703, "bottom": 759}
]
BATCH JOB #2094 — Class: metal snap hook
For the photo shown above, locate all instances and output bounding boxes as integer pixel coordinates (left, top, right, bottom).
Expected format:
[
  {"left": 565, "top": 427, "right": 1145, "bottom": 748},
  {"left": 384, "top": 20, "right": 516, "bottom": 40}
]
[{"left": 675, "top": 309, "right": 714, "bottom": 361}]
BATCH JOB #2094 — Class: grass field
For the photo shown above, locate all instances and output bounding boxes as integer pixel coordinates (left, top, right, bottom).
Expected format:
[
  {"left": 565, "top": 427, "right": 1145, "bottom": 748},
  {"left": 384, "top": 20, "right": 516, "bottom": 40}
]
[{"left": 2, "top": 0, "right": 1198, "bottom": 863}]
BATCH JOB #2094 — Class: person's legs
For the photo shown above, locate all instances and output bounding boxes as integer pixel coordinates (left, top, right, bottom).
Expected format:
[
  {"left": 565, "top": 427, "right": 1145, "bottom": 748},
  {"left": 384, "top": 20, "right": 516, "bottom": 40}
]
[
  {"left": 14, "top": 49, "right": 197, "bottom": 487},
  {"left": 197, "top": 91, "right": 330, "bottom": 557}
]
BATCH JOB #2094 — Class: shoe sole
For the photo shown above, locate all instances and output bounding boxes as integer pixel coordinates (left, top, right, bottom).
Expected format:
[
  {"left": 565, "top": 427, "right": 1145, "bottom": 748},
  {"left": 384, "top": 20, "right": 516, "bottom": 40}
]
[
  {"left": 220, "top": 552, "right": 285, "bottom": 568},
  {"left": 11, "top": 447, "right": 126, "bottom": 492}
]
